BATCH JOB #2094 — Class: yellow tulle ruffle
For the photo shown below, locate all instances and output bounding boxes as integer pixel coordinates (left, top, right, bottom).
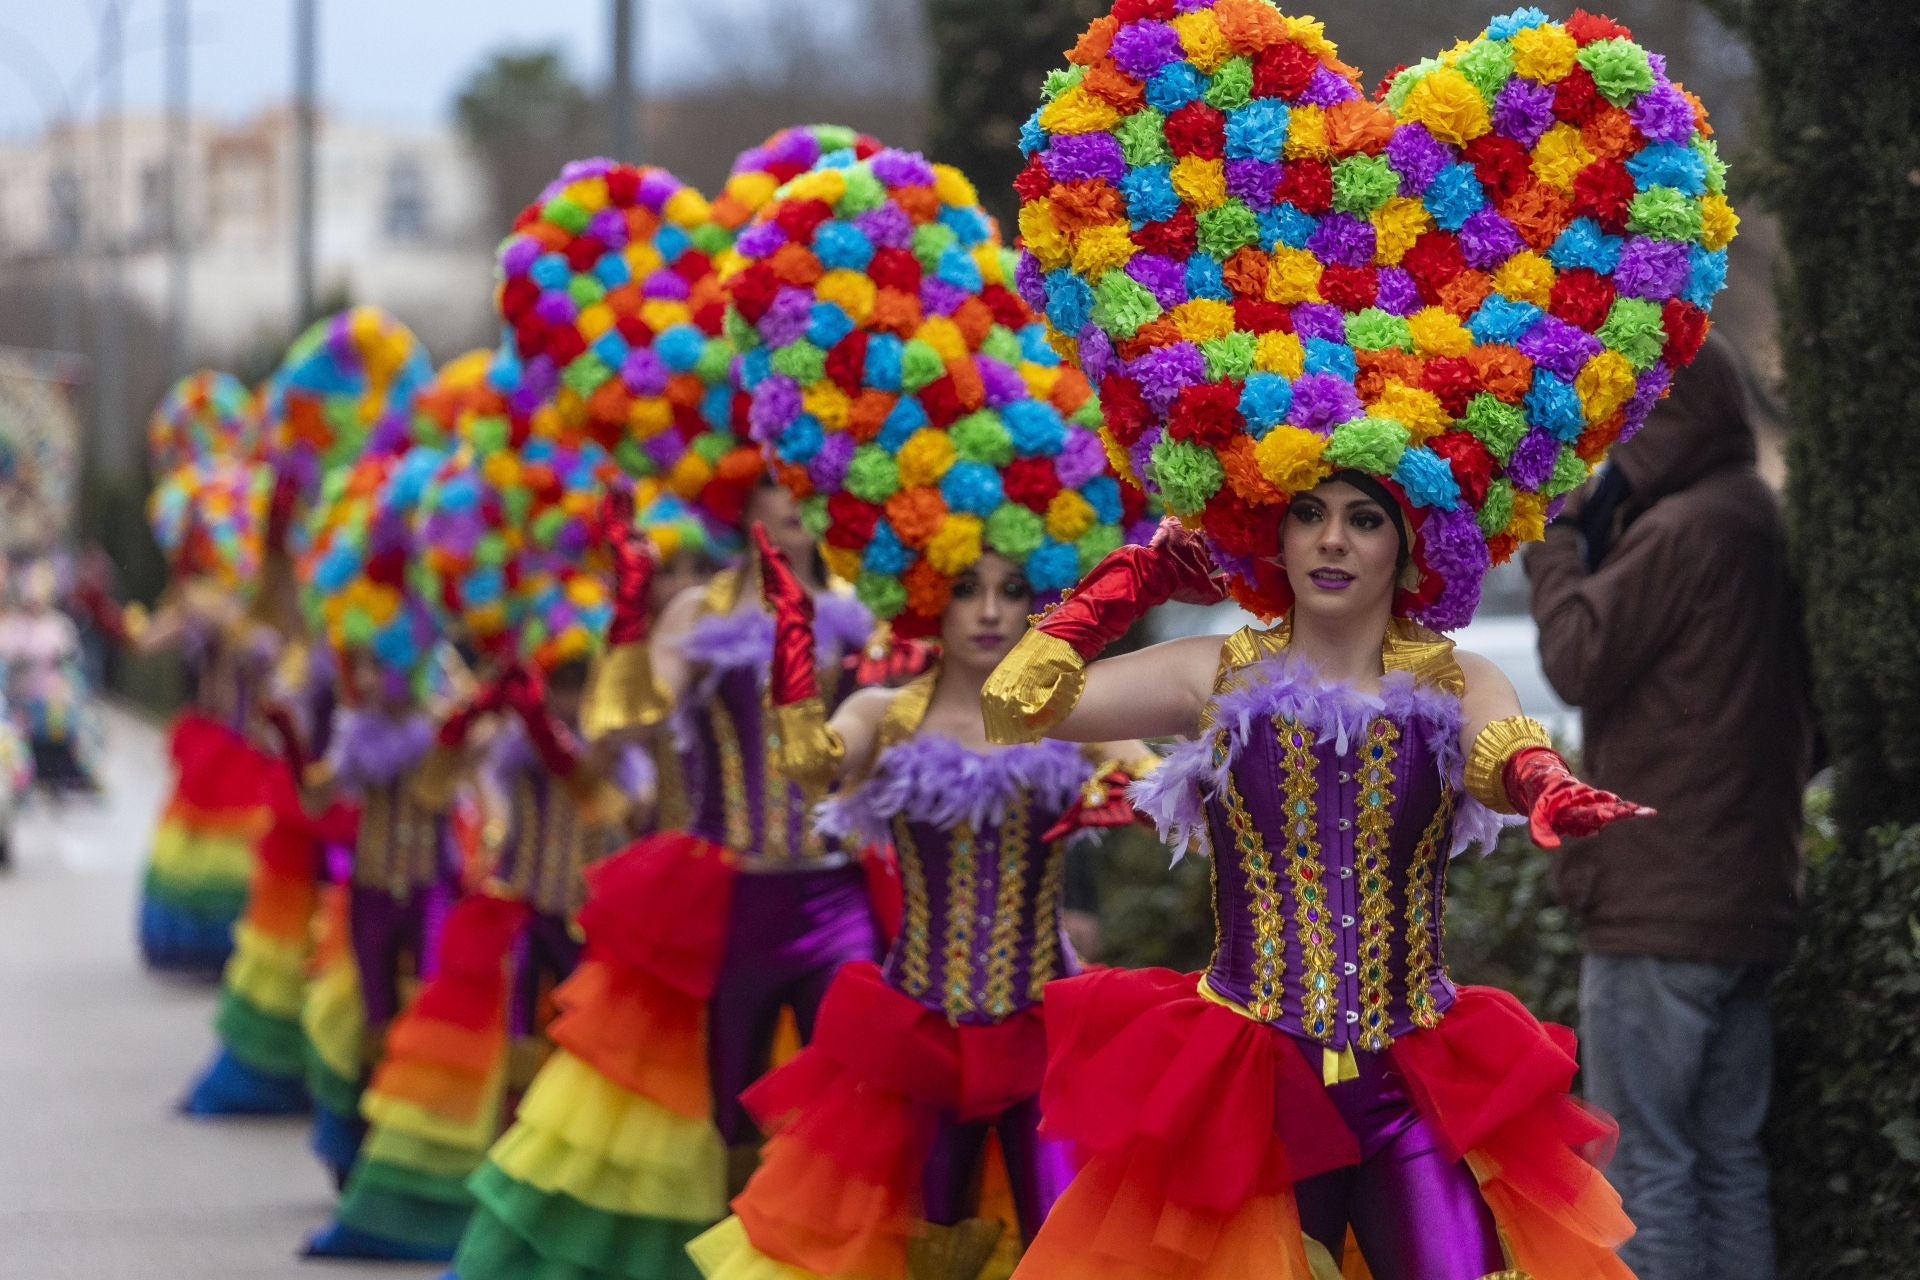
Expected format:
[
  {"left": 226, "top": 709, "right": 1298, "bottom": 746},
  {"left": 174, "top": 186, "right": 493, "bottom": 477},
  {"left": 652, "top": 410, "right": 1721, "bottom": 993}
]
[{"left": 222, "top": 921, "right": 309, "bottom": 1019}]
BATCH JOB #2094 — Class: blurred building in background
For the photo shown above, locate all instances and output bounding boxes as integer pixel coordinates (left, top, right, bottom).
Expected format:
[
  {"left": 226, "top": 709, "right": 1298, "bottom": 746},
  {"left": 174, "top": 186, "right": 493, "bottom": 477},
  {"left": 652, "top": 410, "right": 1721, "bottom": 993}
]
[{"left": 0, "top": 108, "right": 494, "bottom": 361}]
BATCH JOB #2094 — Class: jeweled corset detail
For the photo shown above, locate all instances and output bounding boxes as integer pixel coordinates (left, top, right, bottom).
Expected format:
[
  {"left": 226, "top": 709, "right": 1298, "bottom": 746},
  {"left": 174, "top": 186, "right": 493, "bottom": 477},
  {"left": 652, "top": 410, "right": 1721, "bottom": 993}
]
[
  {"left": 354, "top": 773, "right": 444, "bottom": 897},
  {"left": 884, "top": 795, "right": 1074, "bottom": 1025},
  {"left": 686, "top": 664, "right": 841, "bottom": 871},
  {"left": 1203, "top": 708, "right": 1457, "bottom": 1050},
  {"left": 495, "top": 770, "right": 625, "bottom": 918},
  {"left": 646, "top": 723, "right": 696, "bottom": 836}
]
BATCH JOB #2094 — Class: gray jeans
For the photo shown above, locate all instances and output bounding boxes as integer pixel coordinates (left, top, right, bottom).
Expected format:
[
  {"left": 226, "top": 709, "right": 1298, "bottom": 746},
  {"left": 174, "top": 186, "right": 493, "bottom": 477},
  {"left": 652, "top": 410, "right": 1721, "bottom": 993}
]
[{"left": 1580, "top": 954, "right": 1776, "bottom": 1280}]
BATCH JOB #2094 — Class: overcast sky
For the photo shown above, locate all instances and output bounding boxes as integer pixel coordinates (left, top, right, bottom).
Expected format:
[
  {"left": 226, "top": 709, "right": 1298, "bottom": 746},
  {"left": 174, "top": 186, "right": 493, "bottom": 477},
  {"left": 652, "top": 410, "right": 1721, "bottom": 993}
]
[{"left": 0, "top": 0, "right": 776, "bottom": 136}]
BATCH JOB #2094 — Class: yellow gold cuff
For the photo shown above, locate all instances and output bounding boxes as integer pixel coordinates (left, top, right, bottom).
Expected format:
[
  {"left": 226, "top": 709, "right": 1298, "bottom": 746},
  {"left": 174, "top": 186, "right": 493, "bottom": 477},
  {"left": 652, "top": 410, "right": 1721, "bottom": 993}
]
[
  {"left": 122, "top": 602, "right": 150, "bottom": 643},
  {"left": 580, "top": 642, "right": 672, "bottom": 739},
  {"left": 767, "top": 696, "right": 845, "bottom": 795},
  {"left": 982, "top": 629, "right": 1085, "bottom": 745},
  {"left": 301, "top": 760, "right": 336, "bottom": 792},
  {"left": 1464, "top": 715, "right": 1553, "bottom": 814}
]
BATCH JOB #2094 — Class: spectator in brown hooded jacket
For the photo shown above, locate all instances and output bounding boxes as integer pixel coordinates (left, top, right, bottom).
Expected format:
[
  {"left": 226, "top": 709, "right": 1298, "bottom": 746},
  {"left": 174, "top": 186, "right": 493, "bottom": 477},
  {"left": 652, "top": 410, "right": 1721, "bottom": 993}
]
[{"left": 1524, "top": 330, "right": 1815, "bottom": 1280}]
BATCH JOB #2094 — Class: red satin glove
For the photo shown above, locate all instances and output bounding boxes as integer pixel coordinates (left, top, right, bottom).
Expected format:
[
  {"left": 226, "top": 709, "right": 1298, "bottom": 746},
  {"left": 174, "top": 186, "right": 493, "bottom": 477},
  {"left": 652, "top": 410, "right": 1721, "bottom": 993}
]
[
  {"left": 753, "top": 523, "right": 818, "bottom": 708},
  {"left": 266, "top": 470, "right": 300, "bottom": 554},
  {"left": 1505, "top": 746, "right": 1654, "bottom": 849},
  {"left": 504, "top": 664, "right": 581, "bottom": 778},
  {"left": 262, "top": 702, "right": 308, "bottom": 778},
  {"left": 1040, "top": 518, "right": 1227, "bottom": 660},
  {"left": 1040, "top": 768, "right": 1148, "bottom": 844},
  {"left": 845, "top": 631, "right": 936, "bottom": 688},
  {"left": 601, "top": 485, "right": 657, "bottom": 647}
]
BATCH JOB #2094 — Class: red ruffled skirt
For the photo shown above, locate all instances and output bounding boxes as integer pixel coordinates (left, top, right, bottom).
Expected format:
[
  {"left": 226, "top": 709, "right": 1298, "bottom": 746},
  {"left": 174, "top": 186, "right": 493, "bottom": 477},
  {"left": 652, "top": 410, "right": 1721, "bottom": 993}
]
[
  {"left": 720, "top": 961, "right": 1047, "bottom": 1278},
  {"left": 1014, "top": 967, "right": 1634, "bottom": 1280}
]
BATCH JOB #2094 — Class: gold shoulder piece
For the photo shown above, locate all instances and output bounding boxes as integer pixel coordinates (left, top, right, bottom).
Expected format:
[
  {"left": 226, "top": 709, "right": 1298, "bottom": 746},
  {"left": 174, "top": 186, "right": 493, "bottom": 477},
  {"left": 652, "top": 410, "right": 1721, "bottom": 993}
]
[
  {"left": 409, "top": 745, "right": 464, "bottom": 814},
  {"left": 878, "top": 668, "right": 939, "bottom": 752},
  {"left": 275, "top": 639, "right": 312, "bottom": 697},
  {"left": 767, "top": 694, "right": 846, "bottom": 795},
  {"left": 1384, "top": 619, "right": 1465, "bottom": 694},
  {"left": 702, "top": 566, "right": 744, "bottom": 616},
  {"left": 1464, "top": 715, "right": 1552, "bottom": 814}
]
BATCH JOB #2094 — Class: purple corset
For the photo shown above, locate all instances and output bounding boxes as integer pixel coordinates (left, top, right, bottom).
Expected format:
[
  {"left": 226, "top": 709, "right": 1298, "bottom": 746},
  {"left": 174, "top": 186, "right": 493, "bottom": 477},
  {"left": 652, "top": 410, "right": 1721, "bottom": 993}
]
[
  {"left": 677, "top": 592, "right": 872, "bottom": 871},
  {"left": 488, "top": 731, "right": 627, "bottom": 918},
  {"left": 819, "top": 736, "right": 1092, "bottom": 1024},
  {"left": 1134, "top": 655, "right": 1512, "bottom": 1053}
]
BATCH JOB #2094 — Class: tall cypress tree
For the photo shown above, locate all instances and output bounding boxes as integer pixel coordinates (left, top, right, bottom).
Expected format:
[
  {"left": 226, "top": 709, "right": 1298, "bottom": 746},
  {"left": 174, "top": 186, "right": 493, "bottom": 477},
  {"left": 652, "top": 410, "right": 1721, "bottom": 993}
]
[{"left": 1702, "top": 3, "right": 1920, "bottom": 1271}]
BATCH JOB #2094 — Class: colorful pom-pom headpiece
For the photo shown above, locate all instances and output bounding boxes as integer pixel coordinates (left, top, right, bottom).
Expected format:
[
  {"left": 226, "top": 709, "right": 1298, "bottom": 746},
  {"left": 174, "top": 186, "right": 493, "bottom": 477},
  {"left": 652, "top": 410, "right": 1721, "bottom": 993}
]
[
  {"left": 491, "top": 128, "right": 883, "bottom": 536},
  {"left": 261, "top": 306, "right": 436, "bottom": 509},
  {"left": 633, "top": 476, "right": 729, "bottom": 564},
  {"left": 148, "top": 457, "right": 272, "bottom": 593},
  {"left": 1017, "top": 3, "right": 1733, "bottom": 627},
  {"left": 727, "top": 147, "right": 1154, "bottom": 637},
  {"left": 148, "top": 370, "right": 259, "bottom": 474}
]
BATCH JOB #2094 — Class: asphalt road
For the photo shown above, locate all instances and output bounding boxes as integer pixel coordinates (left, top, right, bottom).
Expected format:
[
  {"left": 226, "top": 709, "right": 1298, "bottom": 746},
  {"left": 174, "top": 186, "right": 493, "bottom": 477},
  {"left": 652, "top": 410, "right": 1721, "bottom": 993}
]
[{"left": 0, "top": 706, "right": 441, "bottom": 1279}]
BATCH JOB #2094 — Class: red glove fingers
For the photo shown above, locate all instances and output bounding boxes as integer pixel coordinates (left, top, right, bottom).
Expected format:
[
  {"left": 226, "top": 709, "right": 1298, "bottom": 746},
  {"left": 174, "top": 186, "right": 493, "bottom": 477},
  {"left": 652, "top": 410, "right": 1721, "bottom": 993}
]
[
  {"left": 1504, "top": 746, "right": 1655, "bottom": 849},
  {"left": 753, "top": 522, "right": 819, "bottom": 708}
]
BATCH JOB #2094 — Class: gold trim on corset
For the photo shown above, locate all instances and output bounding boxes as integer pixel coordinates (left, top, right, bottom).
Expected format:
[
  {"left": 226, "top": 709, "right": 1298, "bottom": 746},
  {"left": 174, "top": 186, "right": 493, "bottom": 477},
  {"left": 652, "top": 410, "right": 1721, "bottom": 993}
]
[
  {"left": 507, "top": 775, "right": 539, "bottom": 903},
  {"left": 981, "top": 792, "right": 1032, "bottom": 1020},
  {"left": 711, "top": 696, "right": 752, "bottom": 853},
  {"left": 1027, "top": 830, "right": 1066, "bottom": 1002},
  {"left": 1221, "top": 740, "right": 1286, "bottom": 1022},
  {"left": 893, "top": 814, "right": 932, "bottom": 997},
  {"left": 651, "top": 735, "right": 690, "bottom": 833},
  {"left": 1405, "top": 786, "right": 1456, "bottom": 1029},
  {"left": 760, "top": 712, "right": 790, "bottom": 863},
  {"left": 941, "top": 821, "right": 979, "bottom": 1022},
  {"left": 877, "top": 669, "right": 939, "bottom": 753},
  {"left": 1354, "top": 718, "right": 1401, "bottom": 1052},
  {"left": 1278, "top": 721, "right": 1338, "bottom": 1042}
]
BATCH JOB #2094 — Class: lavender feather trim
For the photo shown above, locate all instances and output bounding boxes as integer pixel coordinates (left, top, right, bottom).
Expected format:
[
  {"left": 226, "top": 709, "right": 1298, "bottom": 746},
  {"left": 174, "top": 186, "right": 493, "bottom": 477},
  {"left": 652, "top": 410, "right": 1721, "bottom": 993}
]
[
  {"left": 817, "top": 736, "right": 1092, "bottom": 849},
  {"left": 1128, "top": 655, "right": 1516, "bottom": 861},
  {"left": 679, "top": 591, "right": 874, "bottom": 694},
  {"left": 327, "top": 709, "right": 434, "bottom": 790}
]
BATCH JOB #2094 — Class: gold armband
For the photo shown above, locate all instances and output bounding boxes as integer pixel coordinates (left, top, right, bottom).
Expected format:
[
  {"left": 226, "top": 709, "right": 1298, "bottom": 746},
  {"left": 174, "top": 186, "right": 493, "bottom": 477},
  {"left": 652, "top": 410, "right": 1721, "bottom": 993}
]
[
  {"left": 767, "top": 695, "right": 846, "bottom": 795},
  {"left": 301, "top": 759, "right": 336, "bottom": 792},
  {"left": 1464, "top": 715, "right": 1553, "bottom": 814},
  {"left": 408, "top": 745, "right": 464, "bottom": 814},
  {"left": 122, "top": 602, "right": 150, "bottom": 644},
  {"left": 981, "top": 629, "right": 1086, "bottom": 745},
  {"left": 581, "top": 642, "right": 672, "bottom": 739}
]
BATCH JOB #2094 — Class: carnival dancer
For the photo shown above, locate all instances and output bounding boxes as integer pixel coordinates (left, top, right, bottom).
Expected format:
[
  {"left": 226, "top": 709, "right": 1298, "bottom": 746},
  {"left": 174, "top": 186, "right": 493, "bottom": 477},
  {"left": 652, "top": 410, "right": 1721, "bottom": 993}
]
[
  {"left": 974, "top": 6, "right": 1737, "bottom": 1277},
  {"left": 181, "top": 308, "right": 433, "bottom": 1116},
  {"left": 135, "top": 372, "right": 273, "bottom": 970},
  {"left": 0, "top": 557, "right": 101, "bottom": 794},
  {"left": 686, "top": 136, "right": 1160, "bottom": 1280},
  {"left": 305, "top": 427, "right": 648, "bottom": 1261}
]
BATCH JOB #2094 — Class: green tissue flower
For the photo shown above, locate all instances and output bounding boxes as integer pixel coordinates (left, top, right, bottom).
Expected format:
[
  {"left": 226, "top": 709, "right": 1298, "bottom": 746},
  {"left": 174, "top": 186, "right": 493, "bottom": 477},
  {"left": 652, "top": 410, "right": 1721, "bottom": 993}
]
[
  {"left": 1070, "top": 397, "right": 1103, "bottom": 429},
  {"left": 1597, "top": 297, "right": 1668, "bottom": 370},
  {"left": 541, "top": 196, "right": 589, "bottom": 234},
  {"left": 912, "top": 222, "right": 959, "bottom": 273},
  {"left": 1333, "top": 154, "right": 1401, "bottom": 216},
  {"left": 1043, "top": 64, "right": 1085, "bottom": 100},
  {"left": 1454, "top": 38, "right": 1516, "bottom": 102},
  {"left": 567, "top": 274, "right": 606, "bottom": 308},
  {"left": 1092, "top": 271, "right": 1162, "bottom": 339},
  {"left": 899, "top": 339, "right": 947, "bottom": 393},
  {"left": 979, "top": 326, "right": 1022, "bottom": 365},
  {"left": 951, "top": 410, "right": 1013, "bottom": 466},
  {"left": 1076, "top": 524, "right": 1123, "bottom": 574},
  {"left": 856, "top": 571, "right": 907, "bottom": 621},
  {"left": 770, "top": 340, "right": 827, "bottom": 385},
  {"left": 1385, "top": 57, "right": 1442, "bottom": 113},
  {"left": 986, "top": 503, "right": 1045, "bottom": 560},
  {"left": 1543, "top": 447, "right": 1590, "bottom": 499},
  {"left": 1203, "top": 331, "right": 1258, "bottom": 381},
  {"left": 723, "top": 309, "right": 759, "bottom": 353},
  {"left": 800, "top": 494, "right": 830, "bottom": 538},
  {"left": 845, "top": 446, "right": 900, "bottom": 503},
  {"left": 838, "top": 167, "right": 888, "bottom": 215},
  {"left": 689, "top": 223, "right": 732, "bottom": 256},
  {"left": 1345, "top": 308, "right": 1414, "bottom": 353},
  {"left": 1627, "top": 186, "right": 1703, "bottom": 243},
  {"left": 694, "top": 337, "right": 733, "bottom": 383},
  {"left": 468, "top": 415, "right": 508, "bottom": 454},
  {"left": 1477, "top": 478, "right": 1515, "bottom": 537},
  {"left": 560, "top": 352, "right": 612, "bottom": 398},
  {"left": 691, "top": 432, "right": 734, "bottom": 466},
  {"left": 1324, "top": 417, "right": 1411, "bottom": 473},
  {"left": 1696, "top": 137, "right": 1728, "bottom": 196},
  {"left": 1115, "top": 109, "right": 1171, "bottom": 166},
  {"left": 1576, "top": 37, "right": 1655, "bottom": 106},
  {"left": 1462, "top": 393, "right": 1528, "bottom": 462},
  {"left": 1203, "top": 57, "right": 1254, "bottom": 111},
  {"left": 1149, "top": 439, "right": 1226, "bottom": 517},
  {"left": 1196, "top": 203, "right": 1261, "bottom": 259}
]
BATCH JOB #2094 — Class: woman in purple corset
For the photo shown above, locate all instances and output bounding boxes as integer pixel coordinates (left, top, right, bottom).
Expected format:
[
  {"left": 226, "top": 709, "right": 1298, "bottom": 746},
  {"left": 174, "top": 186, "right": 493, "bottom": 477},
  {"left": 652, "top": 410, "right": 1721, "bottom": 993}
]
[{"left": 689, "top": 530, "right": 1152, "bottom": 1280}]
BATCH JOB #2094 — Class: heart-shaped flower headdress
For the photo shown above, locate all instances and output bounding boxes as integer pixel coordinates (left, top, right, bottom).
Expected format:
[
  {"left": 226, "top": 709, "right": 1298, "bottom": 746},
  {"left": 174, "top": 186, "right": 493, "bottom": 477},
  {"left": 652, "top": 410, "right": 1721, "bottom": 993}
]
[
  {"left": 491, "top": 128, "right": 882, "bottom": 539},
  {"left": 1017, "top": 3, "right": 1733, "bottom": 626},
  {"left": 149, "top": 370, "right": 259, "bottom": 474},
  {"left": 725, "top": 147, "right": 1154, "bottom": 636}
]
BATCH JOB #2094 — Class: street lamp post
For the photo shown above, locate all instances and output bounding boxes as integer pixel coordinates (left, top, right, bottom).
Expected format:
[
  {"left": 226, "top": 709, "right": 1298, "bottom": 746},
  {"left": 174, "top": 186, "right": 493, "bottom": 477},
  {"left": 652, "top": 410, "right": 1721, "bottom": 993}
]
[
  {"left": 95, "top": 0, "right": 131, "bottom": 487},
  {"left": 293, "top": 0, "right": 318, "bottom": 332},
  {"left": 164, "top": 0, "right": 190, "bottom": 380},
  {"left": 609, "top": 0, "right": 637, "bottom": 162}
]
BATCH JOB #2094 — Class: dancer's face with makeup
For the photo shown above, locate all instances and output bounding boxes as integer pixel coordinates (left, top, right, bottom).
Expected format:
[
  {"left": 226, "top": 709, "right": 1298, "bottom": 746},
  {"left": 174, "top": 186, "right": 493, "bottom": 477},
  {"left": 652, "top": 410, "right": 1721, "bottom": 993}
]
[
  {"left": 941, "top": 553, "right": 1033, "bottom": 674},
  {"left": 1279, "top": 479, "right": 1402, "bottom": 624}
]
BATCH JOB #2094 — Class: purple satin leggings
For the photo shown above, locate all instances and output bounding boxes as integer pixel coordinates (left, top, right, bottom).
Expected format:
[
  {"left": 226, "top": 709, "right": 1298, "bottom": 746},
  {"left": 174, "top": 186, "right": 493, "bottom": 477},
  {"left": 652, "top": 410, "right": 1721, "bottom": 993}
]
[
  {"left": 921, "top": 1093, "right": 1077, "bottom": 1243},
  {"left": 707, "top": 864, "right": 881, "bottom": 1145},
  {"left": 348, "top": 884, "right": 446, "bottom": 1027},
  {"left": 1291, "top": 1039, "right": 1506, "bottom": 1280}
]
